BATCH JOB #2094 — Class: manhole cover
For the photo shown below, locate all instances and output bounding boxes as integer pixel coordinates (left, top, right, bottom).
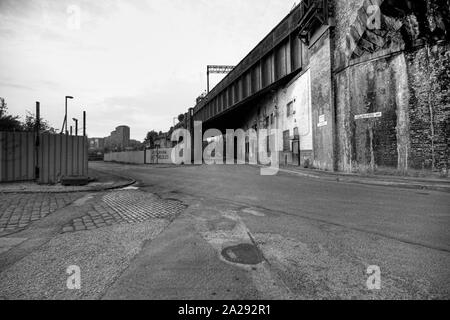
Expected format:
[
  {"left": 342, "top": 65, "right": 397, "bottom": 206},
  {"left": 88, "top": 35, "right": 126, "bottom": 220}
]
[{"left": 221, "top": 243, "right": 263, "bottom": 265}]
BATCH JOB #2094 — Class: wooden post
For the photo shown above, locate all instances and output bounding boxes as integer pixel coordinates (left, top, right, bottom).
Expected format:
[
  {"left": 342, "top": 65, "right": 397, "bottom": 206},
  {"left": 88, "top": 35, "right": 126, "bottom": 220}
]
[{"left": 35, "top": 101, "right": 40, "bottom": 180}]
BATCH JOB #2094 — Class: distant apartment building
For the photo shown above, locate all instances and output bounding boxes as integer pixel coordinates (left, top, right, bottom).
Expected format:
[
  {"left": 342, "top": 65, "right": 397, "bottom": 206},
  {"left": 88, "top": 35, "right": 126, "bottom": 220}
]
[{"left": 105, "top": 125, "right": 131, "bottom": 150}]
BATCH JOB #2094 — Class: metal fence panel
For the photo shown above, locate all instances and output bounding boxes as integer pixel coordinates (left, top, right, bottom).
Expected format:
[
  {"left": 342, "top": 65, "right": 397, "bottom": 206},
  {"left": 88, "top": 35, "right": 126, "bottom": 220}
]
[
  {"left": 0, "top": 132, "right": 35, "bottom": 182},
  {"left": 38, "top": 134, "right": 88, "bottom": 184},
  {"left": 0, "top": 131, "right": 88, "bottom": 184}
]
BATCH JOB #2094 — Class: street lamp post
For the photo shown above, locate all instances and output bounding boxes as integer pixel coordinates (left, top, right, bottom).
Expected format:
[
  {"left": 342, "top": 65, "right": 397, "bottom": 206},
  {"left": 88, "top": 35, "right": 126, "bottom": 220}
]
[
  {"left": 64, "top": 96, "right": 74, "bottom": 134},
  {"left": 72, "top": 118, "right": 78, "bottom": 136},
  {"left": 83, "top": 111, "right": 86, "bottom": 137}
]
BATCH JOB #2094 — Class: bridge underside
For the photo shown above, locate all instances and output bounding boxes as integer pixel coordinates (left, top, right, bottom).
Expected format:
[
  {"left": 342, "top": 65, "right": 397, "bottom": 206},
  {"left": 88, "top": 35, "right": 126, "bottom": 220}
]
[{"left": 202, "top": 72, "right": 300, "bottom": 133}]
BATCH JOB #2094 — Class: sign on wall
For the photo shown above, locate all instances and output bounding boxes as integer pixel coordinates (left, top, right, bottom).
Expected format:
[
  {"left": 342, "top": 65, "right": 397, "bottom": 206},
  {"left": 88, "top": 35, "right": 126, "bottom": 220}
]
[
  {"left": 355, "top": 112, "right": 382, "bottom": 120},
  {"left": 317, "top": 114, "right": 327, "bottom": 127},
  {"left": 148, "top": 148, "right": 174, "bottom": 164}
]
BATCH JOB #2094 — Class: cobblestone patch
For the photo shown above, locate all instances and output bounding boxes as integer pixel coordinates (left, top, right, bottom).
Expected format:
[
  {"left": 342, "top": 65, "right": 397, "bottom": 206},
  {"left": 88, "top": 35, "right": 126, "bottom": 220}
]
[
  {"left": 0, "top": 193, "right": 82, "bottom": 233},
  {"left": 62, "top": 190, "right": 185, "bottom": 233}
]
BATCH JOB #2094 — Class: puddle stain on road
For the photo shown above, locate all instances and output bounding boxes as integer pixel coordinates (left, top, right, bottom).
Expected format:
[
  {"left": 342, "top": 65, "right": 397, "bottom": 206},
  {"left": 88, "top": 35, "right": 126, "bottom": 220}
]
[
  {"left": 221, "top": 243, "right": 264, "bottom": 265},
  {"left": 195, "top": 208, "right": 293, "bottom": 299}
]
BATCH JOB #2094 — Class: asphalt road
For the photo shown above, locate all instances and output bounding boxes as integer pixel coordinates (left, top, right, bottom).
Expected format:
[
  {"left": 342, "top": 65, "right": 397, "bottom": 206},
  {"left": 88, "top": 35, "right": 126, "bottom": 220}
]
[{"left": 87, "top": 162, "right": 450, "bottom": 300}]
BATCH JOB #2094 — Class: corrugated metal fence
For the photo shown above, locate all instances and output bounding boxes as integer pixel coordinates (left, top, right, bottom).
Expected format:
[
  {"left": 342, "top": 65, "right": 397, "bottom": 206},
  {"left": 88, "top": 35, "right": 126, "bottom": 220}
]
[
  {"left": 38, "top": 133, "right": 88, "bottom": 184},
  {"left": 0, "top": 132, "right": 35, "bottom": 182},
  {"left": 0, "top": 131, "right": 88, "bottom": 184}
]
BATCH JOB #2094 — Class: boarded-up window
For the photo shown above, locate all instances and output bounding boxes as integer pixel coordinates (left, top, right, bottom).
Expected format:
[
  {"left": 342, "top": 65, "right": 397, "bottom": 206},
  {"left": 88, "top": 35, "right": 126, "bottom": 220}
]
[
  {"left": 294, "top": 127, "right": 299, "bottom": 138},
  {"left": 286, "top": 101, "right": 294, "bottom": 117},
  {"left": 283, "top": 130, "right": 290, "bottom": 151}
]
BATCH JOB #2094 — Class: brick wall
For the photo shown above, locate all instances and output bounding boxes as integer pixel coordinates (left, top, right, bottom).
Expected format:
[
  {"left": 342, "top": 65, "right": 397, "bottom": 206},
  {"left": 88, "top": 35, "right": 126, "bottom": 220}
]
[{"left": 407, "top": 43, "right": 450, "bottom": 170}]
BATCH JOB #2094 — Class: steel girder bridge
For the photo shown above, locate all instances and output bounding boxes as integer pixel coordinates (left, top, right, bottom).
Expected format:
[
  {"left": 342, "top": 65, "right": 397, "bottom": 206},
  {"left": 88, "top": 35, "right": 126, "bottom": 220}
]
[{"left": 192, "top": 0, "right": 332, "bottom": 131}]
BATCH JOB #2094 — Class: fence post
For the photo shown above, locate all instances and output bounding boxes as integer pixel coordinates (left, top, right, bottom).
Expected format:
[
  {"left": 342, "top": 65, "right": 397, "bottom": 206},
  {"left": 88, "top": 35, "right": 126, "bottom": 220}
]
[{"left": 35, "top": 101, "right": 40, "bottom": 181}]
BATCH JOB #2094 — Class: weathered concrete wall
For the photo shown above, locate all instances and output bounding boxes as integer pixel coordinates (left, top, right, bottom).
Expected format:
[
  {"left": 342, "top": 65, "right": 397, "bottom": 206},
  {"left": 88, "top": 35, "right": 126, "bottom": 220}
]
[
  {"left": 335, "top": 52, "right": 410, "bottom": 173},
  {"left": 104, "top": 151, "right": 144, "bottom": 164},
  {"left": 310, "top": 29, "right": 335, "bottom": 171},
  {"left": 333, "top": 0, "right": 449, "bottom": 174}
]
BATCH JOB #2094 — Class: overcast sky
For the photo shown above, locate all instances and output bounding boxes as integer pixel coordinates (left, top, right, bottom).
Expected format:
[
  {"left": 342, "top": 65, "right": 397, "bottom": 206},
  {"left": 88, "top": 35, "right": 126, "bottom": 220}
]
[{"left": 0, "top": 0, "right": 296, "bottom": 140}]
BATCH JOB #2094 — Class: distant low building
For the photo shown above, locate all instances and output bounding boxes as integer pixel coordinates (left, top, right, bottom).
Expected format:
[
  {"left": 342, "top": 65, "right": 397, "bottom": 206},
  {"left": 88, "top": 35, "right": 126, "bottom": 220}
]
[
  {"left": 125, "top": 139, "right": 143, "bottom": 151},
  {"left": 88, "top": 137, "right": 105, "bottom": 150},
  {"left": 154, "top": 132, "right": 172, "bottom": 149}
]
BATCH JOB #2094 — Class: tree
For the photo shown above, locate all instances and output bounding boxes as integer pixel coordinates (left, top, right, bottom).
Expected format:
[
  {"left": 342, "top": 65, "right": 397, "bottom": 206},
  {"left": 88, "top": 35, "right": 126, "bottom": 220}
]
[
  {"left": 0, "top": 97, "right": 22, "bottom": 132},
  {"left": 22, "top": 111, "right": 56, "bottom": 133},
  {"left": 144, "top": 130, "right": 158, "bottom": 148},
  {"left": 178, "top": 113, "right": 185, "bottom": 123},
  {"left": 0, "top": 97, "right": 7, "bottom": 118}
]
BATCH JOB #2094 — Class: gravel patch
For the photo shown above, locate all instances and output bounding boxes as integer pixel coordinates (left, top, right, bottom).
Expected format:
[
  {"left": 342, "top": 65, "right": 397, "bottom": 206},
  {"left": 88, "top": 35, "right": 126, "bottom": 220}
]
[{"left": 0, "top": 220, "right": 169, "bottom": 300}]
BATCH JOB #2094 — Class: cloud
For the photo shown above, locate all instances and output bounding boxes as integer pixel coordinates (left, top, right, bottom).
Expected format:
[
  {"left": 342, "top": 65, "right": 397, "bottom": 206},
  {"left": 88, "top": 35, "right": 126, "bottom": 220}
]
[
  {"left": 0, "top": 0, "right": 294, "bottom": 141},
  {"left": 0, "top": 81, "right": 33, "bottom": 91}
]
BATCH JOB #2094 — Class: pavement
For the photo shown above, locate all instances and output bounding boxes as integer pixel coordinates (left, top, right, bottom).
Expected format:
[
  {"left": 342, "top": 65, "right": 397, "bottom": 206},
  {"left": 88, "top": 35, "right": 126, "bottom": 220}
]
[
  {"left": 0, "top": 161, "right": 448, "bottom": 299},
  {"left": 0, "top": 166, "right": 135, "bottom": 194},
  {"left": 0, "top": 180, "right": 184, "bottom": 299},
  {"left": 0, "top": 192, "right": 83, "bottom": 235},
  {"left": 275, "top": 164, "right": 450, "bottom": 193}
]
